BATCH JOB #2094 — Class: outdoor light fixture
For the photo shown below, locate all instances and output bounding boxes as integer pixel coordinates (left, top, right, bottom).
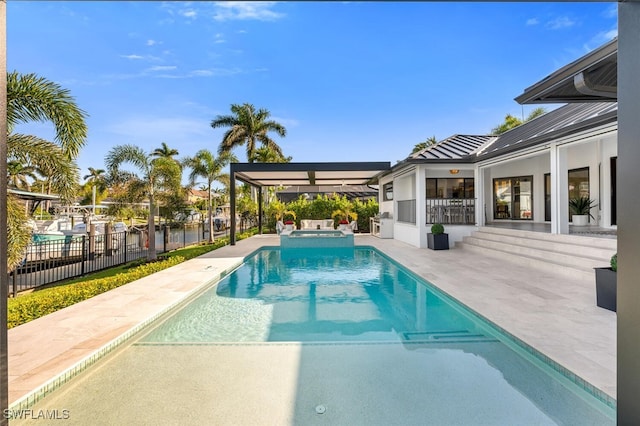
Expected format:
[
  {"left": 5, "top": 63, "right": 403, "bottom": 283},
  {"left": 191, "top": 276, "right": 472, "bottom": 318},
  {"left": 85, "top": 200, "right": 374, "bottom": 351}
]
[{"left": 449, "top": 169, "right": 460, "bottom": 175}]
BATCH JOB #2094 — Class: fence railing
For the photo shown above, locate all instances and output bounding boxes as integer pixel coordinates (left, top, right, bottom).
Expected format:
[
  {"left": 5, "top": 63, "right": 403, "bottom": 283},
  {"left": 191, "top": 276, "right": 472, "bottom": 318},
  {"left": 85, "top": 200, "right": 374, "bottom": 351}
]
[
  {"left": 8, "top": 223, "right": 215, "bottom": 297},
  {"left": 426, "top": 198, "right": 475, "bottom": 225}
]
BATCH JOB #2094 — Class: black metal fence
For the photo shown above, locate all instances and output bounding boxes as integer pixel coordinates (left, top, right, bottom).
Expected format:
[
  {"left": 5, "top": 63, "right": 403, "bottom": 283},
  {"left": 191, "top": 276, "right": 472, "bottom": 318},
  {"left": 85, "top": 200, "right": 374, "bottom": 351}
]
[{"left": 8, "top": 223, "right": 215, "bottom": 296}]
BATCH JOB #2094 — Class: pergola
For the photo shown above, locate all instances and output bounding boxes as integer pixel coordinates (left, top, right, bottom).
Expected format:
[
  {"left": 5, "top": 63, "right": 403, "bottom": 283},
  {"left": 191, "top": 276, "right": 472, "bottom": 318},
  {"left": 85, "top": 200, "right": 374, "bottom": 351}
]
[{"left": 229, "top": 161, "right": 390, "bottom": 244}]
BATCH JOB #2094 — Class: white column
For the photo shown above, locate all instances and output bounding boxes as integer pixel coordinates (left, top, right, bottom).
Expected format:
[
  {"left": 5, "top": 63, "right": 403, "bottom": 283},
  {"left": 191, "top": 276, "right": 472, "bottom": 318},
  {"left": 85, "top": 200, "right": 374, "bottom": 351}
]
[
  {"left": 550, "top": 144, "right": 569, "bottom": 234},
  {"left": 416, "top": 166, "right": 428, "bottom": 248},
  {"left": 474, "top": 166, "right": 484, "bottom": 226}
]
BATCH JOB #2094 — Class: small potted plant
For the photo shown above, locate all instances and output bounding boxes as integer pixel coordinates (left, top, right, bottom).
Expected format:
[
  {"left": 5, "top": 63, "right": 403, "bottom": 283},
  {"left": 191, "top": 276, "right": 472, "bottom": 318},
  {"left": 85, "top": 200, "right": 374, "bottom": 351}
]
[
  {"left": 332, "top": 209, "right": 358, "bottom": 230},
  {"left": 427, "top": 223, "right": 449, "bottom": 250},
  {"left": 594, "top": 253, "right": 616, "bottom": 312},
  {"left": 283, "top": 211, "right": 297, "bottom": 231},
  {"left": 569, "top": 196, "right": 597, "bottom": 226}
]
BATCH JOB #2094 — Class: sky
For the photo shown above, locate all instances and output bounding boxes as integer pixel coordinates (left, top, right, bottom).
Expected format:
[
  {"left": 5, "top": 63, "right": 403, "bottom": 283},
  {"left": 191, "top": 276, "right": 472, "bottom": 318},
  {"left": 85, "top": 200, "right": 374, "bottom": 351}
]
[{"left": 8, "top": 1, "right": 619, "bottom": 183}]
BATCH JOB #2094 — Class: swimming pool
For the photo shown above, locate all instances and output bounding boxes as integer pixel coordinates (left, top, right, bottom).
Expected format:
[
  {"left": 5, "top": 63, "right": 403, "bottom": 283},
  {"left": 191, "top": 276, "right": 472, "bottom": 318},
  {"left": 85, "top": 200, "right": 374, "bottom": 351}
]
[{"left": 13, "top": 246, "right": 615, "bottom": 425}]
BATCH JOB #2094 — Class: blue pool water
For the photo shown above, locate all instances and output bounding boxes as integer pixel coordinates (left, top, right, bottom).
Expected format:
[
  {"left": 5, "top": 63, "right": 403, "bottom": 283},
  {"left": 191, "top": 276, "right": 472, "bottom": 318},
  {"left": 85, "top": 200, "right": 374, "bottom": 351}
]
[{"left": 138, "top": 246, "right": 614, "bottom": 424}]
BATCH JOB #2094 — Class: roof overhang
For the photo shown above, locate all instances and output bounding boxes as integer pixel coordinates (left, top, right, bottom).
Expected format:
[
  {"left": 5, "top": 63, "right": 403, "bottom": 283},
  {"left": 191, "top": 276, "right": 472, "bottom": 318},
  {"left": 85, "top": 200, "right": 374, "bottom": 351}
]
[
  {"left": 515, "top": 38, "right": 618, "bottom": 104},
  {"left": 230, "top": 162, "right": 391, "bottom": 187},
  {"left": 8, "top": 188, "right": 60, "bottom": 202}
]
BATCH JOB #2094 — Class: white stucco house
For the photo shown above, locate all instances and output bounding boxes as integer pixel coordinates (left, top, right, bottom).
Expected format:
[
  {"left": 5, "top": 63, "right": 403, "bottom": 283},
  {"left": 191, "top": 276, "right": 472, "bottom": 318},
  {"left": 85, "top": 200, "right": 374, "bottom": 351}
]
[{"left": 378, "top": 39, "right": 618, "bottom": 249}]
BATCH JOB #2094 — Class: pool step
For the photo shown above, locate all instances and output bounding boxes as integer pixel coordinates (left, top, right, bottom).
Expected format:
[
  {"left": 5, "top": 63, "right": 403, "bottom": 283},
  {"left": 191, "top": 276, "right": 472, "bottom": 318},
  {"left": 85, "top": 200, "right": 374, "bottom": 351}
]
[
  {"left": 402, "top": 330, "right": 498, "bottom": 344},
  {"left": 458, "top": 227, "right": 616, "bottom": 281}
]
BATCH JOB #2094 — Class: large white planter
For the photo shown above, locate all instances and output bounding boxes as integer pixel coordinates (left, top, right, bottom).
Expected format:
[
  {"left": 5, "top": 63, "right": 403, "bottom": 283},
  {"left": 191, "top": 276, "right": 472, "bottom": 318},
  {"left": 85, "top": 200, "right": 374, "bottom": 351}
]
[{"left": 572, "top": 214, "right": 589, "bottom": 226}]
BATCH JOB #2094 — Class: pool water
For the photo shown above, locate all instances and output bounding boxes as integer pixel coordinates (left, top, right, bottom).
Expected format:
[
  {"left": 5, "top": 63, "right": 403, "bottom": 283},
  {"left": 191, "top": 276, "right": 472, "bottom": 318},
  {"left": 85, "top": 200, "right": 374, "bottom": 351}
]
[
  {"left": 137, "top": 247, "right": 614, "bottom": 424},
  {"left": 142, "top": 247, "right": 486, "bottom": 343},
  {"left": 15, "top": 246, "right": 615, "bottom": 425}
]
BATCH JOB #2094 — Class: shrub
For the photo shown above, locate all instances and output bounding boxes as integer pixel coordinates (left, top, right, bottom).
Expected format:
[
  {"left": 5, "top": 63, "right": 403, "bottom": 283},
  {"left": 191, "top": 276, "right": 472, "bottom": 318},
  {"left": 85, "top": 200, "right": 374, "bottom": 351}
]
[
  {"left": 611, "top": 253, "right": 617, "bottom": 272},
  {"left": 430, "top": 223, "right": 445, "bottom": 235}
]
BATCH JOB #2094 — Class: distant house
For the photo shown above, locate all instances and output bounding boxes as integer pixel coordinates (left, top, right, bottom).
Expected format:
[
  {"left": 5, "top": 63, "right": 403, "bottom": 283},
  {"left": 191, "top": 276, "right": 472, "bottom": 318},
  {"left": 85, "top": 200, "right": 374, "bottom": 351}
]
[{"left": 378, "top": 39, "right": 617, "bottom": 248}]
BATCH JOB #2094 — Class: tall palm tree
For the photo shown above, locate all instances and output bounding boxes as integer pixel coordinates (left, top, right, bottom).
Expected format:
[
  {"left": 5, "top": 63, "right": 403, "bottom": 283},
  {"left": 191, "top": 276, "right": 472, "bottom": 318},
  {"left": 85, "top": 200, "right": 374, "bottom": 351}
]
[
  {"left": 105, "top": 144, "right": 182, "bottom": 260},
  {"left": 83, "top": 167, "right": 106, "bottom": 183},
  {"left": 5, "top": 72, "right": 87, "bottom": 271},
  {"left": 82, "top": 167, "right": 107, "bottom": 207},
  {"left": 211, "top": 103, "right": 287, "bottom": 162},
  {"left": 152, "top": 142, "right": 179, "bottom": 160},
  {"left": 183, "top": 150, "right": 236, "bottom": 242}
]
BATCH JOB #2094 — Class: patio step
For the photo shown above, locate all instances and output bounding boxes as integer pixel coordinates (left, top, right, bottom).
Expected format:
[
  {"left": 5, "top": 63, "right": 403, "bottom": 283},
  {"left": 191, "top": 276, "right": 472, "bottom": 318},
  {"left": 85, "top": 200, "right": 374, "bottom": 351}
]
[{"left": 458, "top": 227, "right": 616, "bottom": 280}]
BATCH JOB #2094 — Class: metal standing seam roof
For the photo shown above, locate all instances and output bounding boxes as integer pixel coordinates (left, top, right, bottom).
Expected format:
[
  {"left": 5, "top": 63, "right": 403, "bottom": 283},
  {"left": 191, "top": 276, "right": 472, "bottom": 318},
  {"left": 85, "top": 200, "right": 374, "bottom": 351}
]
[
  {"left": 409, "top": 134, "right": 497, "bottom": 161},
  {"left": 515, "top": 38, "right": 617, "bottom": 104},
  {"left": 475, "top": 102, "right": 618, "bottom": 159}
]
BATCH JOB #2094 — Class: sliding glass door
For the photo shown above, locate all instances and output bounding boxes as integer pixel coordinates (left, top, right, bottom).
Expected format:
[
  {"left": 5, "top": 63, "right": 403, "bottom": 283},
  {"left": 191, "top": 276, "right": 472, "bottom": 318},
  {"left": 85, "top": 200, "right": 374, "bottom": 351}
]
[{"left": 493, "top": 176, "right": 533, "bottom": 220}]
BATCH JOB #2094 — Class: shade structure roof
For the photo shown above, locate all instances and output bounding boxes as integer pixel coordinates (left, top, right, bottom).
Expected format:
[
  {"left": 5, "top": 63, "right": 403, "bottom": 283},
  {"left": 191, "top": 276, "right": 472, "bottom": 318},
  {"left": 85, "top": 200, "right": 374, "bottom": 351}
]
[
  {"left": 515, "top": 38, "right": 617, "bottom": 104},
  {"left": 230, "top": 162, "right": 391, "bottom": 187}
]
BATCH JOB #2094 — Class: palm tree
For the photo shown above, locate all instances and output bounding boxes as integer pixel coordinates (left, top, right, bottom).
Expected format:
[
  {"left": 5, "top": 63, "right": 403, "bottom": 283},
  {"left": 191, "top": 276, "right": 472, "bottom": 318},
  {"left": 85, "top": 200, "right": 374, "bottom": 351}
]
[
  {"left": 5, "top": 72, "right": 87, "bottom": 271},
  {"left": 211, "top": 103, "right": 287, "bottom": 162},
  {"left": 183, "top": 150, "right": 236, "bottom": 242},
  {"left": 8, "top": 71, "right": 88, "bottom": 159},
  {"left": 491, "top": 107, "right": 547, "bottom": 135},
  {"left": 81, "top": 167, "right": 107, "bottom": 208},
  {"left": 7, "top": 161, "right": 39, "bottom": 190},
  {"left": 105, "top": 144, "right": 182, "bottom": 260},
  {"left": 152, "top": 142, "right": 179, "bottom": 160},
  {"left": 250, "top": 145, "right": 292, "bottom": 163},
  {"left": 412, "top": 136, "right": 438, "bottom": 154},
  {"left": 83, "top": 167, "right": 106, "bottom": 184}
]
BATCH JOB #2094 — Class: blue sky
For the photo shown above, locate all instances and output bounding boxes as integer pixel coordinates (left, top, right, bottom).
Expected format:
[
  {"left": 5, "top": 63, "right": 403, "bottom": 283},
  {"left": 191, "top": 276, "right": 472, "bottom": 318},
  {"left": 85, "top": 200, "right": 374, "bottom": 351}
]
[{"left": 8, "top": 1, "right": 618, "bottom": 180}]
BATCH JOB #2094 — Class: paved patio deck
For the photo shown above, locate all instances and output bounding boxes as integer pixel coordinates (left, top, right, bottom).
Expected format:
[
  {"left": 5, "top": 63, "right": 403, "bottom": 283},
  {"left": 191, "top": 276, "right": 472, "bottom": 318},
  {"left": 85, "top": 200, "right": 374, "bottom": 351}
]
[{"left": 7, "top": 234, "right": 616, "bottom": 418}]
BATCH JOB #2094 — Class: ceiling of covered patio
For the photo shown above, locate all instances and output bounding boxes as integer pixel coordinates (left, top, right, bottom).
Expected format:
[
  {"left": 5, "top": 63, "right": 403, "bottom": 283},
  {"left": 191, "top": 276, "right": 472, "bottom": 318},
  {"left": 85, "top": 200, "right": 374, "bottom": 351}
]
[{"left": 230, "top": 162, "right": 391, "bottom": 188}]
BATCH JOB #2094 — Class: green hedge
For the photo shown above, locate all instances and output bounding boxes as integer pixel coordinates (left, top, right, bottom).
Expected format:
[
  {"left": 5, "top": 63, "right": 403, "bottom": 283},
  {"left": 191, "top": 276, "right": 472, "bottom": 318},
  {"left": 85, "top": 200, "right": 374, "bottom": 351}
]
[{"left": 7, "top": 228, "right": 259, "bottom": 329}]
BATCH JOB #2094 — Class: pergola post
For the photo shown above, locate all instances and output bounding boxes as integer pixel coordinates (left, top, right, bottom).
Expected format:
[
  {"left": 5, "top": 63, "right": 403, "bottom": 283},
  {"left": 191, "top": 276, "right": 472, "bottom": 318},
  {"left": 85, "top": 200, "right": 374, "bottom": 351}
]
[{"left": 230, "top": 166, "right": 236, "bottom": 245}]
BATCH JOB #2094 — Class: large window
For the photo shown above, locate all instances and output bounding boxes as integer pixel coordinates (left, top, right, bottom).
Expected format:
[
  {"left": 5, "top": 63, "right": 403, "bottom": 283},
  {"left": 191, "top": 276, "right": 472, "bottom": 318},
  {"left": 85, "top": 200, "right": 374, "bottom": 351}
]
[
  {"left": 383, "top": 182, "right": 393, "bottom": 201},
  {"left": 426, "top": 178, "right": 474, "bottom": 199},
  {"left": 493, "top": 176, "right": 533, "bottom": 220}
]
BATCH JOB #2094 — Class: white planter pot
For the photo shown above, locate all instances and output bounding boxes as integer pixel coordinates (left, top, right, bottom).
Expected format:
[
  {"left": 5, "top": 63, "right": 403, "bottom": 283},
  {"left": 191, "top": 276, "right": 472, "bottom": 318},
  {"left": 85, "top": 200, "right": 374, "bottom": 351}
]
[{"left": 572, "top": 214, "right": 589, "bottom": 226}]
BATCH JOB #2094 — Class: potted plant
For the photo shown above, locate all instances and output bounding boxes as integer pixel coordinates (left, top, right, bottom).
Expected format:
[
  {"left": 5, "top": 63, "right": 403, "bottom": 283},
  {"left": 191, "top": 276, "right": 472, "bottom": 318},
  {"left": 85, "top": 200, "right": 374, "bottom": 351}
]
[
  {"left": 332, "top": 208, "right": 358, "bottom": 230},
  {"left": 594, "top": 253, "right": 616, "bottom": 312},
  {"left": 283, "top": 211, "right": 296, "bottom": 230},
  {"left": 569, "top": 196, "right": 597, "bottom": 226},
  {"left": 427, "top": 223, "right": 449, "bottom": 250}
]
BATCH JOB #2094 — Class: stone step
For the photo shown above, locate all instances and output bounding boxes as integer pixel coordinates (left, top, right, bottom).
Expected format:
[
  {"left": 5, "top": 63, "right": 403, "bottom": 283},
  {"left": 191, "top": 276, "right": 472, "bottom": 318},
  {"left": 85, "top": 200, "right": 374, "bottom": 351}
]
[
  {"left": 477, "top": 226, "right": 617, "bottom": 251},
  {"left": 459, "top": 242, "right": 595, "bottom": 281},
  {"left": 470, "top": 231, "right": 615, "bottom": 261},
  {"left": 457, "top": 226, "right": 616, "bottom": 281}
]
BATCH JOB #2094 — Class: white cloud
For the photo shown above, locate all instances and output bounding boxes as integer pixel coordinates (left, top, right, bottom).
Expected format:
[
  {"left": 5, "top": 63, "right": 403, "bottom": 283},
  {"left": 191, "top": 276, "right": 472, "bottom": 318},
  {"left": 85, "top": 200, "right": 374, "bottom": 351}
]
[
  {"left": 180, "top": 9, "right": 197, "bottom": 19},
  {"left": 147, "top": 65, "right": 178, "bottom": 72},
  {"left": 212, "top": 2, "right": 284, "bottom": 22},
  {"left": 546, "top": 16, "right": 576, "bottom": 30},
  {"left": 525, "top": 18, "right": 539, "bottom": 26},
  {"left": 121, "top": 54, "right": 144, "bottom": 60},
  {"left": 146, "top": 39, "right": 157, "bottom": 46}
]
